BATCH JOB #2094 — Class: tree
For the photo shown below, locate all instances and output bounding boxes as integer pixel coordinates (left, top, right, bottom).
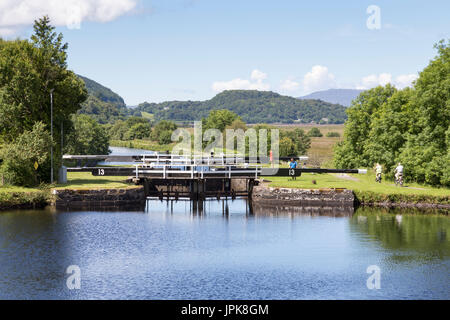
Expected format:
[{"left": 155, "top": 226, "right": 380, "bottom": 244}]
[
  {"left": 202, "top": 109, "right": 239, "bottom": 132},
  {"left": 279, "top": 137, "right": 296, "bottom": 157},
  {"left": 151, "top": 120, "right": 177, "bottom": 142},
  {"left": 397, "top": 40, "right": 450, "bottom": 186},
  {"left": 307, "top": 127, "right": 323, "bottom": 137},
  {"left": 65, "top": 115, "right": 110, "bottom": 155},
  {"left": 333, "top": 40, "right": 449, "bottom": 186},
  {"left": 0, "top": 122, "right": 52, "bottom": 186},
  {"left": 0, "top": 16, "right": 87, "bottom": 182},
  {"left": 281, "top": 128, "right": 311, "bottom": 155},
  {"left": 363, "top": 88, "right": 414, "bottom": 178},
  {"left": 125, "top": 123, "right": 152, "bottom": 140},
  {"left": 334, "top": 84, "right": 397, "bottom": 168}
]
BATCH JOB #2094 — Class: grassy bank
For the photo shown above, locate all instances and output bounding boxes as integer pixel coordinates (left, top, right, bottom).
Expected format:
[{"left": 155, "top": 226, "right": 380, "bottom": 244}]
[
  {"left": 266, "top": 172, "right": 450, "bottom": 205},
  {"left": 2, "top": 168, "right": 448, "bottom": 210},
  {"left": 110, "top": 139, "right": 175, "bottom": 152},
  {"left": 53, "top": 172, "right": 137, "bottom": 190},
  {"left": 0, "top": 186, "right": 51, "bottom": 210}
]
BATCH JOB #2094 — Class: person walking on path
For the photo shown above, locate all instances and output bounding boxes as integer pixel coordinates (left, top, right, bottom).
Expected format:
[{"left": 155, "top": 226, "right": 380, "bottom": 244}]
[{"left": 289, "top": 158, "right": 297, "bottom": 180}]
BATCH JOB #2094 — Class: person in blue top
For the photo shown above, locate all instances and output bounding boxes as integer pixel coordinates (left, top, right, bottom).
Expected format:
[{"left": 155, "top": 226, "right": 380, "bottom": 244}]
[{"left": 289, "top": 158, "right": 297, "bottom": 180}]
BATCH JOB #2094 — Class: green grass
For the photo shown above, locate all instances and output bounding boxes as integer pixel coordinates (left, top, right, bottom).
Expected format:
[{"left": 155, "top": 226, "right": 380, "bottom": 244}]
[
  {"left": 110, "top": 139, "right": 176, "bottom": 152},
  {"left": 0, "top": 185, "right": 50, "bottom": 210},
  {"left": 266, "top": 172, "right": 450, "bottom": 204},
  {"left": 141, "top": 111, "right": 154, "bottom": 120},
  {"left": 53, "top": 172, "right": 138, "bottom": 190}
]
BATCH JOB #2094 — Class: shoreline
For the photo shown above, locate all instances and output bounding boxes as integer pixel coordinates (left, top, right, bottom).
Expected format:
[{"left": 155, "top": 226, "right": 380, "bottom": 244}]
[{"left": 1, "top": 184, "right": 449, "bottom": 212}]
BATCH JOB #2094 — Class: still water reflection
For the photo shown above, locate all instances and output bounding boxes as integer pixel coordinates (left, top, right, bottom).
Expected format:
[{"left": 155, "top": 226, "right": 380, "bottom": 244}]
[{"left": 0, "top": 200, "right": 448, "bottom": 299}]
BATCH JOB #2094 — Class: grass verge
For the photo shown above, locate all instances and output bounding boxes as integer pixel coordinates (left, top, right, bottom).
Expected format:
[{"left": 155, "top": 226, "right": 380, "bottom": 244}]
[
  {"left": 0, "top": 186, "right": 51, "bottom": 210},
  {"left": 266, "top": 172, "right": 450, "bottom": 205}
]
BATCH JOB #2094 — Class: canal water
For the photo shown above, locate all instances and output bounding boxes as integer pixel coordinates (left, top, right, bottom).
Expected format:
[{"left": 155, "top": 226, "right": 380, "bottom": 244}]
[{"left": 0, "top": 201, "right": 448, "bottom": 300}]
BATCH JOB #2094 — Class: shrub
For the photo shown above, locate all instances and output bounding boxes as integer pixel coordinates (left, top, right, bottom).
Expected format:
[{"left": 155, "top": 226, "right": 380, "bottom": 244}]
[
  {"left": 326, "top": 131, "right": 340, "bottom": 137},
  {"left": 307, "top": 127, "right": 323, "bottom": 137},
  {"left": 0, "top": 122, "right": 52, "bottom": 186}
]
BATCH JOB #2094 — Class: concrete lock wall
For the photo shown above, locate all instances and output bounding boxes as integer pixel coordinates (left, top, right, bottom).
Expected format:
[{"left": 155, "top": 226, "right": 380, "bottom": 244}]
[
  {"left": 53, "top": 187, "right": 146, "bottom": 211},
  {"left": 251, "top": 186, "right": 355, "bottom": 207}
]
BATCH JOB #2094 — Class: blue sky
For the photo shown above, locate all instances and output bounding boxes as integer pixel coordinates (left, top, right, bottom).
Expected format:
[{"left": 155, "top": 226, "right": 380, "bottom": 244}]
[{"left": 1, "top": 0, "right": 449, "bottom": 105}]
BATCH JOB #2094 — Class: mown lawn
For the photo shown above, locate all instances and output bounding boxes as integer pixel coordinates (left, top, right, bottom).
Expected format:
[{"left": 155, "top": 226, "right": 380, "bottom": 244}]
[
  {"left": 53, "top": 172, "right": 137, "bottom": 190},
  {"left": 267, "top": 172, "right": 450, "bottom": 196}
]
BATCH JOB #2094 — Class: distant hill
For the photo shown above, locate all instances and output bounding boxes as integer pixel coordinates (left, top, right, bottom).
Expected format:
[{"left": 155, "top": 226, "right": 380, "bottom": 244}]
[
  {"left": 77, "top": 75, "right": 140, "bottom": 123},
  {"left": 299, "top": 89, "right": 363, "bottom": 107},
  {"left": 138, "top": 90, "right": 348, "bottom": 124}
]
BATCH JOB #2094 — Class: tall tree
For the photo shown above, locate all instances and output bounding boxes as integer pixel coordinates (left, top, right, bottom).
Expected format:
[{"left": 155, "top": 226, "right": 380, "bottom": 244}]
[
  {"left": 334, "top": 85, "right": 396, "bottom": 168},
  {"left": 0, "top": 16, "right": 87, "bottom": 183}
]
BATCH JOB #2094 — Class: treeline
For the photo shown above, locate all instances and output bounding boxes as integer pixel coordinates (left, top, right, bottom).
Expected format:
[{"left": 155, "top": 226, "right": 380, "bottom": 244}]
[
  {"left": 137, "top": 90, "right": 348, "bottom": 124},
  {"left": 106, "top": 117, "right": 176, "bottom": 145},
  {"left": 77, "top": 75, "right": 141, "bottom": 124},
  {"left": 334, "top": 40, "right": 449, "bottom": 187},
  {"left": 198, "top": 109, "right": 311, "bottom": 157},
  {"left": 0, "top": 17, "right": 110, "bottom": 186}
]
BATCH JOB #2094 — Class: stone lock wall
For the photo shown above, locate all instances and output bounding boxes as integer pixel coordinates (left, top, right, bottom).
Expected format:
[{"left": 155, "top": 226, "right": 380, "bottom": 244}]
[
  {"left": 251, "top": 186, "right": 355, "bottom": 207},
  {"left": 53, "top": 187, "right": 146, "bottom": 211}
]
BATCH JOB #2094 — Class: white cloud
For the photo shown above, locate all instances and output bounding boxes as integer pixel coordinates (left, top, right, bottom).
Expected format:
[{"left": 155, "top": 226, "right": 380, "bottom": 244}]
[
  {"left": 279, "top": 79, "right": 300, "bottom": 92},
  {"left": 212, "top": 69, "right": 270, "bottom": 92},
  {"left": 357, "top": 73, "right": 417, "bottom": 89},
  {"left": 250, "top": 69, "right": 267, "bottom": 81},
  {"left": 302, "top": 65, "right": 336, "bottom": 93},
  {"left": 0, "top": 0, "right": 136, "bottom": 36},
  {"left": 394, "top": 74, "right": 418, "bottom": 89}
]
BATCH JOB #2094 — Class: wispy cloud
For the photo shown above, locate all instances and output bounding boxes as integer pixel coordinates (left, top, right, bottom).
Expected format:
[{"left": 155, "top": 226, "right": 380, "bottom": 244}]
[
  {"left": 212, "top": 69, "right": 270, "bottom": 92},
  {"left": 0, "top": 0, "right": 137, "bottom": 36}
]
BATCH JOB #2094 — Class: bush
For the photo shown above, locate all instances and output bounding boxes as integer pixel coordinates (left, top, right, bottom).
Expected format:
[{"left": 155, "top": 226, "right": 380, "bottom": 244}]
[
  {"left": 326, "top": 131, "right": 340, "bottom": 137},
  {"left": 151, "top": 120, "right": 177, "bottom": 143},
  {"left": 307, "top": 127, "right": 323, "bottom": 137},
  {"left": 158, "top": 130, "right": 173, "bottom": 145},
  {"left": 125, "top": 122, "right": 152, "bottom": 140},
  {"left": 0, "top": 122, "right": 52, "bottom": 186}
]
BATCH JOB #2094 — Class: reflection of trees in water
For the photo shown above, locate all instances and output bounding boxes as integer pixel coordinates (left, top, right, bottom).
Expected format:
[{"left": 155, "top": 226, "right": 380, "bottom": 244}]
[{"left": 351, "top": 207, "right": 450, "bottom": 260}]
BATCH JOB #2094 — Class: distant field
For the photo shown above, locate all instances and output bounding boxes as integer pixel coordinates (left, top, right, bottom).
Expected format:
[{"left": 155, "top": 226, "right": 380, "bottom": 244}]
[
  {"left": 141, "top": 111, "right": 154, "bottom": 119},
  {"left": 274, "top": 124, "right": 345, "bottom": 166}
]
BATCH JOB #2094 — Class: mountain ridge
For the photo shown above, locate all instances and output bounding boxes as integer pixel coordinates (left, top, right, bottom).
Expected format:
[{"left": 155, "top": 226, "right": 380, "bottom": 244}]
[
  {"left": 299, "top": 89, "right": 363, "bottom": 107},
  {"left": 138, "top": 90, "right": 348, "bottom": 124}
]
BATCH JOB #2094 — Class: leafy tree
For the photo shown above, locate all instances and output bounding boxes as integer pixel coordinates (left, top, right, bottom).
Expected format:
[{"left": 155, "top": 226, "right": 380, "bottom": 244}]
[
  {"left": 225, "top": 119, "right": 247, "bottom": 131},
  {"left": 0, "top": 122, "right": 52, "bottom": 186},
  {"left": 281, "top": 128, "right": 311, "bottom": 155},
  {"left": 279, "top": 137, "right": 296, "bottom": 157},
  {"left": 65, "top": 115, "right": 110, "bottom": 155},
  {"left": 108, "top": 120, "right": 128, "bottom": 140},
  {"left": 202, "top": 109, "right": 239, "bottom": 132},
  {"left": 363, "top": 88, "right": 414, "bottom": 178},
  {"left": 158, "top": 130, "right": 173, "bottom": 145},
  {"left": 307, "top": 127, "right": 323, "bottom": 137},
  {"left": 397, "top": 40, "right": 450, "bottom": 186},
  {"left": 334, "top": 40, "right": 449, "bottom": 186},
  {"left": 124, "top": 122, "right": 152, "bottom": 140},
  {"left": 334, "top": 84, "right": 397, "bottom": 168},
  {"left": 151, "top": 120, "right": 177, "bottom": 143},
  {"left": 0, "top": 16, "right": 87, "bottom": 182}
]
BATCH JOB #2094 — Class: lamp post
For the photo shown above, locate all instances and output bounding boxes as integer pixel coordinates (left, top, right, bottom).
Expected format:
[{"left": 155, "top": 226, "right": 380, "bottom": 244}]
[{"left": 50, "top": 88, "right": 54, "bottom": 184}]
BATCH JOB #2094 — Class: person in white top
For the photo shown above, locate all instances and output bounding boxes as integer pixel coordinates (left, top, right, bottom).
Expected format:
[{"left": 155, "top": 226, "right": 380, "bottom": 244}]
[
  {"left": 394, "top": 163, "right": 404, "bottom": 186},
  {"left": 395, "top": 163, "right": 403, "bottom": 175}
]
